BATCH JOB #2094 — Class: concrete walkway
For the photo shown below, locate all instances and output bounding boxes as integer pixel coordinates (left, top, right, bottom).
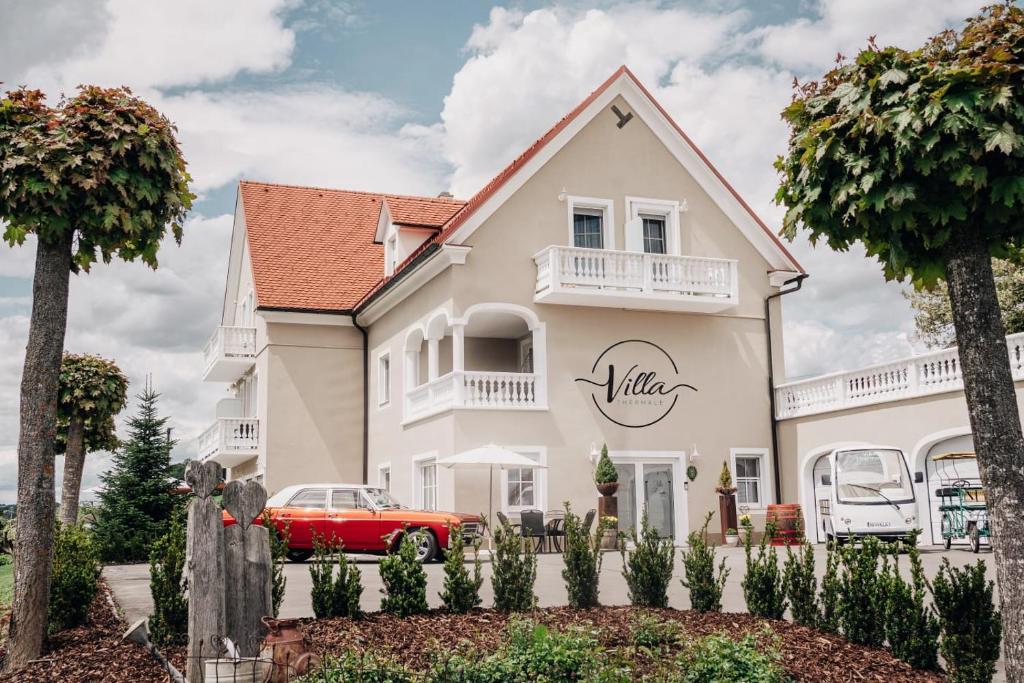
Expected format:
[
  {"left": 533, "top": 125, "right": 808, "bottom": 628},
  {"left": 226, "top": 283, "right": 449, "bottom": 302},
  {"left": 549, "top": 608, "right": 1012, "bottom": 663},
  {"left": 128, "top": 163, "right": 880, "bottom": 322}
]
[{"left": 104, "top": 544, "right": 1003, "bottom": 678}]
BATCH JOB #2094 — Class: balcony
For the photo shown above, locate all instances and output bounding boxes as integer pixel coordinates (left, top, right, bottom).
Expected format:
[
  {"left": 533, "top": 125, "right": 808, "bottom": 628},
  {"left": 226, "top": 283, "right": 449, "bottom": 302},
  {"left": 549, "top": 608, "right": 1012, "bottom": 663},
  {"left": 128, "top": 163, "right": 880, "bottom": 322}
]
[
  {"left": 202, "top": 326, "right": 256, "bottom": 382},
  {"left": 405, "top": 370, "right": 544, "bottom": 424},
  {"left": 198, "top": 418, "right": 260, "bottom": 467},
  {"left": 775, "top": 332, "right": 1024, "bottom": 419},
  {"left": 534, "top": 245, "right": 738, "bottom": 312}
]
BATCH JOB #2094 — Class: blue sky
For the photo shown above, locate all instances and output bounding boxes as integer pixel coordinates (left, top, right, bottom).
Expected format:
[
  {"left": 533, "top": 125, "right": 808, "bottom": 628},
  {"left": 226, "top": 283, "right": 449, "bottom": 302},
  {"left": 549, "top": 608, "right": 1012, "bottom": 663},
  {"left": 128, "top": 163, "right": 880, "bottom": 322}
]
[{"left": 0, "top": 0, "right": 989, "bottom": 503}]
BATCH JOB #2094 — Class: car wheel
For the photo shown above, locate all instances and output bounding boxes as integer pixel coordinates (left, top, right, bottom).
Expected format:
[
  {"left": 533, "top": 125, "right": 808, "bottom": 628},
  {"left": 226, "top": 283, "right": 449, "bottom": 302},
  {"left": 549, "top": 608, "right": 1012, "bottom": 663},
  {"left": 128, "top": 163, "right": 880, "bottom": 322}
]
[
  {"left": 408, "top": 528, "right": 438, "bottom": 563},
  {"left": 286, "top": 549, "right": 313, "bottom": 563}
]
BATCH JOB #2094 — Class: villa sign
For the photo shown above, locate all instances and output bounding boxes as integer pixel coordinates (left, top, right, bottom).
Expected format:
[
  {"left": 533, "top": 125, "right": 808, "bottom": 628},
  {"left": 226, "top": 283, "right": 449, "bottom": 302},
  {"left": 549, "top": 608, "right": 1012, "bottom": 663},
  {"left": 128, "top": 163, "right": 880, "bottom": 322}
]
[{"left": 575, "top": 339, "right": 697, "bottom": 428}]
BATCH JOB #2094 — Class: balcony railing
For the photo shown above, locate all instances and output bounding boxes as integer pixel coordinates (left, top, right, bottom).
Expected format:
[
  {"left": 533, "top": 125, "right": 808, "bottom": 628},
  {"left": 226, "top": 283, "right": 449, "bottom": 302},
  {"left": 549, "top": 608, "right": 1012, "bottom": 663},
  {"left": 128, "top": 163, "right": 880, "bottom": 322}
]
[
  {"left": 198, "top": 417, "right": 260, "bottom": 467},
  {"left": 534, "top": 245, "right": 738, "bottom": 312},
  {"left": 202, "top": 326, "right": 256, "bottom": 382},
  {"left": 775, "top": 332, "right": 1024, "bottom": 419},
  {"left": 404, "top": 370, "right": 545, "bottom": 423}
]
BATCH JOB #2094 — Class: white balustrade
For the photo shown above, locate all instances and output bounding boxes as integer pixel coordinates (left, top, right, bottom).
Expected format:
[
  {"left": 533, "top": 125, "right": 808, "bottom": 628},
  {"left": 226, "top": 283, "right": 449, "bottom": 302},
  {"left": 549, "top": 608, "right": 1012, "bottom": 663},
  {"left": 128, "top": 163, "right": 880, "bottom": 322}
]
[
  {"left": 202, "top": 326, "right": 256, "bottom": 381},
  {"left": 534, "top": 245, "right": 738, "bottom": 309},
  {"left": 775, "top": 332, "right": 1024, "bottom": 419},
  {"left": 198, "top": 418, "right": 260, "bottom": 462},
  {"left": 404, "top": 371, "right": 543, "bottom": 423}
]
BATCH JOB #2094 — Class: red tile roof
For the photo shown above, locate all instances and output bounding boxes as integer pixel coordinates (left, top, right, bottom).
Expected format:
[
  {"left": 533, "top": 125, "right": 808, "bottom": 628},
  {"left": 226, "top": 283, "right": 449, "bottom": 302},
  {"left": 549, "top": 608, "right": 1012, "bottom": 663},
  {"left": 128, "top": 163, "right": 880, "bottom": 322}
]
[
  {"left": 241, "top": 66, "right": 803, "bottom": 313},
  {"left": 239, "top": 181, "right": 463, "bottom": 311}
]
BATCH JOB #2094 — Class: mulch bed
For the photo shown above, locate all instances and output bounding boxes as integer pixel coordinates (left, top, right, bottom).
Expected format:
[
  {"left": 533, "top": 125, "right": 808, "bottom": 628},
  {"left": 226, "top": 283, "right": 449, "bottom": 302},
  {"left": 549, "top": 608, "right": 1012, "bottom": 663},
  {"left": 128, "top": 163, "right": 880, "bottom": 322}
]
[
  {"left": 302, "top": 606, "right": 945, "bottom": 682},
  {"left": 0, "top": 595, "right": 944, "bottom": 682},
  {"left": 0, "top": 580, "right": 171, "bottom": 683}
]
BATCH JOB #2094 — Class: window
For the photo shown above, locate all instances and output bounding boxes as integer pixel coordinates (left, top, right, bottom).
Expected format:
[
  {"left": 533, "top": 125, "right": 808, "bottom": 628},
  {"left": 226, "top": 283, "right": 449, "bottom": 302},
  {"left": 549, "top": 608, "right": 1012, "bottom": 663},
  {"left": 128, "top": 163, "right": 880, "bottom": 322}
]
[
  {"left": 573, "top": 209, "right": 604, "bottom": 249},
  {"left": 642, "top": 216, "right": 667, "bottom": 254},
  {"left": 420, "top": 461, "right": 437, "bottom": 511},
  {"left": 379, "top": 464, "right": 391, "bottom": 492},
  {"left": 731, "top": 449, "right": 768, "bottom": 507},
  {"left": 518, "top": 337, "right": 534, "bottom": 373},
  {"left": 330, "top": 489, "right": 364, "bottom": 510},
  {"left": 378, "top": 352, "right": 391, "bottom": 407},
  {"left": 501, "top": 447, "right": 546, "bottom": 513},
  {"left": 287, "top": 488, "right": 328, "bottom": 509}
]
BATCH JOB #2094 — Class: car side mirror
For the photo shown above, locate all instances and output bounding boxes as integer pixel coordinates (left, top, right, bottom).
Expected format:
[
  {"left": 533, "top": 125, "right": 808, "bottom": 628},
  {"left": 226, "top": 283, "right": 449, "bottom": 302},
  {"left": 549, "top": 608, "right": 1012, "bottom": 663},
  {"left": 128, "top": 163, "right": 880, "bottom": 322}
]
[
  {"left": 915, "top": 471, "right": 924, "bottom": 484},
  {"left": 821, "top": 474, "right": 831, "bottom": 486}
]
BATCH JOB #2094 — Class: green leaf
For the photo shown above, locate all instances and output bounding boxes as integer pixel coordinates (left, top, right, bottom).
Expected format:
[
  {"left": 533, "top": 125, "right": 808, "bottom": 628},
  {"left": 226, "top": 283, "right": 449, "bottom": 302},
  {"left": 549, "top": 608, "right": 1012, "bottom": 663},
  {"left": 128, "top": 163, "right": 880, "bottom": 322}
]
[{"left": 984, "top": 122, "right": 1022, "bottom": 155}]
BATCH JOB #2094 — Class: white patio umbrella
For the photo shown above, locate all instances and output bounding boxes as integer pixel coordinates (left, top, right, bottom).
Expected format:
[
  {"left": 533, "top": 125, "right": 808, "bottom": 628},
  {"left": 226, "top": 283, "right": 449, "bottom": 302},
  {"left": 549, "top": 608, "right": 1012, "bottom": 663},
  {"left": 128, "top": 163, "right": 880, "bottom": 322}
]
[{"left": 436, "top": 445, "right": 548, "bottom": 544}]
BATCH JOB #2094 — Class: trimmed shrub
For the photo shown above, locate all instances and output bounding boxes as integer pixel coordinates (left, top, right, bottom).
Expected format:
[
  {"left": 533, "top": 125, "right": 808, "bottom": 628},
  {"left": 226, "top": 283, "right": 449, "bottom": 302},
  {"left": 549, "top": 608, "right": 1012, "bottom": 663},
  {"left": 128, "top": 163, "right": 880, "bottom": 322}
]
[
  {"left": 884, "top": 537, "right": 939, "bottom": 670},
  {"left": 148, "top": 507, "right": 187, "bottom": 646},
  {"left": 679, "top": 630, "right": 788, "bottom": 683},
  {"left": 621, "top": 508, "right": 674, "bottom": 608},
  {"left": 309, "top": 533, "right": 362, "bottom": 619},
  {"left": 561, "top": 502, "right": 602, "bottom": 608},
  {"left": 380, "top": 529, "right": 428, "bottom": 616},
  {"left": 439, "top": 522, "right": 483, "bottom": 613},
  {"left": 594, "top": 444, "right": 617, "bottom": 484},
  {"left": 742, "top": 522, "right": 786, "bottom": 620},
  {"left": 782, "top": 541, "right": 817, "bottom": 628},
  {"left": 263, "top": 510, "right": 290, "bottom": 618},
  {"left": 49, "top": 523, "right": 102, "bottom": 633},
  {"left": 932, "top": 559, "right": 1001, "bottom": 683},
  {"left": 837, "top": 536, "right": 889, "bottom": 647},
  {"left": 818, "top": 543, "right": 841, "bottom": 634},
  {"left": 492, "top": 520, "right": 537, "bottom": 612},
  {"left": 680, "top": 512, "right": 729, "bottom": 612}
]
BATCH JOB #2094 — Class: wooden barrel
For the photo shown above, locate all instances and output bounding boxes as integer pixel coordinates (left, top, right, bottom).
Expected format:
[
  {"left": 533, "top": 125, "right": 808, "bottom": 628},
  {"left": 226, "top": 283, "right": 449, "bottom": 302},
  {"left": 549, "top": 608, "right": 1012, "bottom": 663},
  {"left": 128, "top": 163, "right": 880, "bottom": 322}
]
[{"left": 766, "top": 504, "right": 803, "bottom": 546}]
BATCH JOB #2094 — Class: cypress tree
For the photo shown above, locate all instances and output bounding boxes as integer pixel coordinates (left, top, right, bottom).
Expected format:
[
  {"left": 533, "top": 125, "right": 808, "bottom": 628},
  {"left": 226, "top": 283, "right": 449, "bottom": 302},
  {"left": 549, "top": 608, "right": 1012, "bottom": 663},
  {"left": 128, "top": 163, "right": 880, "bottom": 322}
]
[{"left": 93, "top": 388, "right": 176, "bottom": 562}]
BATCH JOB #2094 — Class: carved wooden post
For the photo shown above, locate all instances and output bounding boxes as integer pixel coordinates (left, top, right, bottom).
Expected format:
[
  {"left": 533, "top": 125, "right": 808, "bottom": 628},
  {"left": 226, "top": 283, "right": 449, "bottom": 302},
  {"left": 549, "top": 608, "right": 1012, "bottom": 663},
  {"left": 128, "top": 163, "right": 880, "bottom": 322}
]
[
  {"left": 185, "top": 461, "right": 226, "bottom": 683},
  {"left": 222, "top": 480, "right": 272, "bottom": 657}
]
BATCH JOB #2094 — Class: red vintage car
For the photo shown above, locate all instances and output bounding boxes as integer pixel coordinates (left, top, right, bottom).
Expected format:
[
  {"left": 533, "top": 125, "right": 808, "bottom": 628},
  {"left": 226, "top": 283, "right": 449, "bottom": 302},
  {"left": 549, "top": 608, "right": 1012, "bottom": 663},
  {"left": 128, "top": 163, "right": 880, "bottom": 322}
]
[{"left": 222, "top": 483, "right": 481, "bottom": 562}]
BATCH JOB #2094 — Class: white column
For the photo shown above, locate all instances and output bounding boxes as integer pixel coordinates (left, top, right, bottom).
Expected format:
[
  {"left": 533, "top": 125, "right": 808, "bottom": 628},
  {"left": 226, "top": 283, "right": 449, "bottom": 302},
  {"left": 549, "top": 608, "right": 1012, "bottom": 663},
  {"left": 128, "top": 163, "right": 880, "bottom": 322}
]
[
  {"left": 532, "top": 324, "right": 547, "bottom": 407},
  {"left": 428, "top": 339, "right": 439, "bottom": 381},
  {"left": 452, "top": 325, "right": 465, "bottom": 405}
]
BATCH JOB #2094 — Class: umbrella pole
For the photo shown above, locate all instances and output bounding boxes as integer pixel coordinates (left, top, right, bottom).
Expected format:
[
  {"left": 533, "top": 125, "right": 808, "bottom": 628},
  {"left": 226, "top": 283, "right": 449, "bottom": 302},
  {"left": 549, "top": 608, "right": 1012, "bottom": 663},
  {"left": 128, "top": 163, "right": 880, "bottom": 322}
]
[{"left": 489, "top": 465, "right": 494, "bottom": 551}]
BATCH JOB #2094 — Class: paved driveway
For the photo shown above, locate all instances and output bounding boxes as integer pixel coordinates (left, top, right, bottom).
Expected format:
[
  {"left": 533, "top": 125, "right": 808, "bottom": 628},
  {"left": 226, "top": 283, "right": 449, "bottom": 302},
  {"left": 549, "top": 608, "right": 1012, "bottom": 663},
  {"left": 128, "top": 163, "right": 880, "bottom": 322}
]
[{"left": 104, "top": 545, "right": 1003, "bottom": 678}]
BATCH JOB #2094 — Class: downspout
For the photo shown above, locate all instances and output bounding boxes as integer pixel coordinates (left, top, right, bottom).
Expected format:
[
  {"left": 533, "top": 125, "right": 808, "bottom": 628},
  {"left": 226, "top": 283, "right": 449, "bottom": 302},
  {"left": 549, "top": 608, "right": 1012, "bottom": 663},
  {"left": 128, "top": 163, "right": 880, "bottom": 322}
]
[
  {"left": 350, "top": 312, "right": 369, "bottom": 484},
  {"left": 765, "top": 273, "right": 808, "bottom": 504}
]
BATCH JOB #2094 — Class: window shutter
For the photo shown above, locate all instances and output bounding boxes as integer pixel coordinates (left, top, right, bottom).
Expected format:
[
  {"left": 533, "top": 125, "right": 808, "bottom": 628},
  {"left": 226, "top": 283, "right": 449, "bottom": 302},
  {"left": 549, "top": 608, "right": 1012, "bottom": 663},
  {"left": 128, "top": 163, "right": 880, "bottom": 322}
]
[{"left": 625, "top": 217, "right": 644, "bottom": 252}]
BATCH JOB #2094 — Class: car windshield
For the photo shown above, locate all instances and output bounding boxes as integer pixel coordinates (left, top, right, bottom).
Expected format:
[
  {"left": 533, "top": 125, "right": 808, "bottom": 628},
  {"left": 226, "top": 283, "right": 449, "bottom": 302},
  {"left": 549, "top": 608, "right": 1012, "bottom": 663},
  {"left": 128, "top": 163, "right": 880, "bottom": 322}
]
[
  {"left": 836, "top": 449, "right": 914, "bottom": 504},
  {"left": 363, "top": 488, "right": 402, "bottom": 509}
]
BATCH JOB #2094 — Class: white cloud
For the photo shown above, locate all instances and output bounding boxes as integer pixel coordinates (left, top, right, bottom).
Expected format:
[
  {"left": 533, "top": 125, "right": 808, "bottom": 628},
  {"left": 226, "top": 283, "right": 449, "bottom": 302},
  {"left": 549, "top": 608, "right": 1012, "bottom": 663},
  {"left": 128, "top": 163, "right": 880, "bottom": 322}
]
[
  {"left": 754, "top": 0, "right": 988, "bottom": 73},
  {"left": 7, "top": 0, "right": 295, "bottom": 94},
  {"left": 158, "top": 87, "right": 448, "bottom": 195}
]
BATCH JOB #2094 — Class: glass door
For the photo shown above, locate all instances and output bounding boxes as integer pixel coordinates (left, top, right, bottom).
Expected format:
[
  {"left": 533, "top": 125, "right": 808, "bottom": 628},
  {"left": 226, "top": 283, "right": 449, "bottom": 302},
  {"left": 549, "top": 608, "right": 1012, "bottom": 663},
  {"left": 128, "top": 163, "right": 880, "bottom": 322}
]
[
  {"left": 643, "top": 464, "right": 675, "bottom": 539},
  {"left": 614, "top": 464, "right": 638, "bottom": 538}
]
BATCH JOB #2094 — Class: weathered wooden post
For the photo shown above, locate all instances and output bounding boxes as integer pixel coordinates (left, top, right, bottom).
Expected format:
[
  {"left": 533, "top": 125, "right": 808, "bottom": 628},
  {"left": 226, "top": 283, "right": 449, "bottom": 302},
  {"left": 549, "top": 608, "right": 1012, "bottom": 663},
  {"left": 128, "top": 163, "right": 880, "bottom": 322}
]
[
  {"left": 185, "top": 461, "right": 226, "bottom": 683},
  {"left": 222, "top": 479, "right": 273, "bottom": 657}
]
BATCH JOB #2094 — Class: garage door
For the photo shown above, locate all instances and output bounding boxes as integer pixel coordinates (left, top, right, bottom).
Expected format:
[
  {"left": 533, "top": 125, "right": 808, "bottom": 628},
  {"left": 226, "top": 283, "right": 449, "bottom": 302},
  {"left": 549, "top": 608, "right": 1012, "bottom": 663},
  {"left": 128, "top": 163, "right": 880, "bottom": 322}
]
[{"left": 924, "top": 435, "right": 979, "bottom": 546}]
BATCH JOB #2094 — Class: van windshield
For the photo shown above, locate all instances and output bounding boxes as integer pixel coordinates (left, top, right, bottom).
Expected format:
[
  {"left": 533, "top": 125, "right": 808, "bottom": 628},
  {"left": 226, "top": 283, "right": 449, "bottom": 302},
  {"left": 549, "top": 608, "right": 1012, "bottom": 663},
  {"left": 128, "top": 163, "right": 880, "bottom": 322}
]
[{"left": 836, "top": 449, "right": 914, "bottom": 505}]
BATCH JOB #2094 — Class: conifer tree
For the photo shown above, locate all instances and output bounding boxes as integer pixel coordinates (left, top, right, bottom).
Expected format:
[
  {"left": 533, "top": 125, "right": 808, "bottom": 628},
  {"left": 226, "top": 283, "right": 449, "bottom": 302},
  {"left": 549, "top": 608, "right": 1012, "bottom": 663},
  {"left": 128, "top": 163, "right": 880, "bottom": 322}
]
[{"left": 93, "top": 387, "right": 176, "bottom": 562}]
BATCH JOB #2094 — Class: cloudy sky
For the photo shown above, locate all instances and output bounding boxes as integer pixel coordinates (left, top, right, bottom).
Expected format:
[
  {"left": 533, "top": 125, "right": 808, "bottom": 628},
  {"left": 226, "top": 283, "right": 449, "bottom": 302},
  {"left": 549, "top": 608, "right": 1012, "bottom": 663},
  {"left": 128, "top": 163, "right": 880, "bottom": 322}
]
[{"left": 0, "top": 0, "right": 988, "bottom": 504}]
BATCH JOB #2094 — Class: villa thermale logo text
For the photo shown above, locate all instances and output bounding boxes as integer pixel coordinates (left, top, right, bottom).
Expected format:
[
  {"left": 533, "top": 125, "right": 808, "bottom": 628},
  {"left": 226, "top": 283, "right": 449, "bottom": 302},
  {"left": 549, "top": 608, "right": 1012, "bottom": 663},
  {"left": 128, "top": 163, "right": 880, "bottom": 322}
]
[{"left": 574, "top": 339, "right": 697, "bottom": 428}]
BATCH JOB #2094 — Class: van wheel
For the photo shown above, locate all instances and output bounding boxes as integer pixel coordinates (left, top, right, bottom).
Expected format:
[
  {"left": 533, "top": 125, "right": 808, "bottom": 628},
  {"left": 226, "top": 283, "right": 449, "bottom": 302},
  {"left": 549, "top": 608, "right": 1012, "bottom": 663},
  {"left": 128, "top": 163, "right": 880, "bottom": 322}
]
[{"left": 287, "top": 549, "right": 313, "bottom": 563}]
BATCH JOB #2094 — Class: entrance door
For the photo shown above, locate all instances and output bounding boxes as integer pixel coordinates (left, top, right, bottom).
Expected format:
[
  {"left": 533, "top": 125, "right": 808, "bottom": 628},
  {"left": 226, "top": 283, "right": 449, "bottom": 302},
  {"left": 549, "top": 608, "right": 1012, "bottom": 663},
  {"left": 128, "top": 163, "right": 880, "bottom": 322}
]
[
  {"left": 612, "top": 456, "right": 685, "bottom": 544},
  {"left": 811, "top": 455, "right": 831, "bottom": 543},
  {"left": 643, "top": 464, "right": 674, "bottom": 539}
]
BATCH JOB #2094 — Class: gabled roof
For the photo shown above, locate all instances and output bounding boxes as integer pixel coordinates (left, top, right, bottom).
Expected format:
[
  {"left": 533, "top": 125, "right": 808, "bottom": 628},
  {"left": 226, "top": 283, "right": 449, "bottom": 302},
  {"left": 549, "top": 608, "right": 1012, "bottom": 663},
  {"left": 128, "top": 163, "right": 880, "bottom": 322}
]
[
  {"left": 239, "top": 66, "right": 804, "bottom": 315},
  {"left": 239, "top": 181, "right": 463, "bottom": 312}
]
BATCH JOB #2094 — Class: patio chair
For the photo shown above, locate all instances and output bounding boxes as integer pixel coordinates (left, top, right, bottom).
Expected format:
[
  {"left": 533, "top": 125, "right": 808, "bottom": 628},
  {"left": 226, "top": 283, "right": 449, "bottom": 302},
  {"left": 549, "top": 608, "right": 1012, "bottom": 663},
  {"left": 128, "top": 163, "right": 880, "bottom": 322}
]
[
  {"left": 496, "top": 510, "right": 520, "bottom": 536},
  {"left": 582, "top": 509, "right": 597, "bottom": 534},
  {"left": 545, "top": 516, "right": 566, "bottom": 552},
  {"left": 519, "top": 509, "right": 548, "bottom": 553}
]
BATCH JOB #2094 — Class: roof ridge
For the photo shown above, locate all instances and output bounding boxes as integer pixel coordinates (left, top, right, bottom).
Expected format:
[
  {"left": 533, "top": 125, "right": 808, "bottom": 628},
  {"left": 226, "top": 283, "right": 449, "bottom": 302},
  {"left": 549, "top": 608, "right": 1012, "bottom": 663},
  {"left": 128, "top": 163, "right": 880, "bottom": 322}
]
[{"left": 239, "top": 179, "right": 466, "bottom": 204}]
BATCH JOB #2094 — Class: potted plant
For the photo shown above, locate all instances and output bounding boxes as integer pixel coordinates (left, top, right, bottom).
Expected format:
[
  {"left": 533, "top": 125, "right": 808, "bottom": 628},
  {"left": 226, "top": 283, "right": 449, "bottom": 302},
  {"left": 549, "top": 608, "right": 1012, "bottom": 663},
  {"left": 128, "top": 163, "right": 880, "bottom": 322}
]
[
  {"left": 594, "top": 444, "right": 618, "bottom": 496},
  {"left": 739, "top": 514, "right": 753, "bottom": 545},
  {"left": 715, "top": 461, "right": 738, "bottom": 540},
  {"left": 724, "top": 528, "right": 739, "bottom": 547}
]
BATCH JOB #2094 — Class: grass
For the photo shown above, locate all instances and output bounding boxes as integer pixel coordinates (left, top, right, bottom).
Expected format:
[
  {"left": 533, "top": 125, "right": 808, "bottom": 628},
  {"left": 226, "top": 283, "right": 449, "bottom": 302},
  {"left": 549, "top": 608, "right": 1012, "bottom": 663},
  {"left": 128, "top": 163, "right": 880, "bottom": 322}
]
[{"left": 0, "top": 555, "right": 13, "bottom": 610}]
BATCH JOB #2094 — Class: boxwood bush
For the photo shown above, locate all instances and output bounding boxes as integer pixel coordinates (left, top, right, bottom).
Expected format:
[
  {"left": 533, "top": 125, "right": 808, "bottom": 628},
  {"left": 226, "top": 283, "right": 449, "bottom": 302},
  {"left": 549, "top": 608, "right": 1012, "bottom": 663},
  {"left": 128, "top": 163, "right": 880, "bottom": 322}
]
[{"left": 49, "top": 523, "right": 101, "bottom": 633}]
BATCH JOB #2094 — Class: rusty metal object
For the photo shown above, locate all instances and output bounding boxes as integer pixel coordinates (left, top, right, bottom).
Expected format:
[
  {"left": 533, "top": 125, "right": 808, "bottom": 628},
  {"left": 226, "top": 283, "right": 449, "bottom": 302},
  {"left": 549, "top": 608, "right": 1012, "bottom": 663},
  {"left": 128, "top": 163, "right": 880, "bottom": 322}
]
[{"left": 260, "top": 617, "right": 315, "bottom": 682}]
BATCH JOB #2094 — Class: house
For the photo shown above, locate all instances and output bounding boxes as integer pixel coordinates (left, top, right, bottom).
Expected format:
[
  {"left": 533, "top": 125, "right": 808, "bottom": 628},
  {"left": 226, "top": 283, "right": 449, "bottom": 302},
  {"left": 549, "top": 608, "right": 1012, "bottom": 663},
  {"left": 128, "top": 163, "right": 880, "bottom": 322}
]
[{"left": 199, "top": 66, "right": 805, "bottom": 543}]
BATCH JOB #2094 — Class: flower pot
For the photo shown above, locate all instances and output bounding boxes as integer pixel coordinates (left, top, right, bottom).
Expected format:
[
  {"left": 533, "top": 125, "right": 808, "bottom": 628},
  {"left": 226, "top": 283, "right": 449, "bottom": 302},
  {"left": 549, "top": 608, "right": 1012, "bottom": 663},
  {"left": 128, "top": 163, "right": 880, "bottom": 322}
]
[
  {"left": 596, "top": 482, "right": 619, "bottom": 496},
  {"left": 725, "top": 535, "right": 739, "bottom": 547}
]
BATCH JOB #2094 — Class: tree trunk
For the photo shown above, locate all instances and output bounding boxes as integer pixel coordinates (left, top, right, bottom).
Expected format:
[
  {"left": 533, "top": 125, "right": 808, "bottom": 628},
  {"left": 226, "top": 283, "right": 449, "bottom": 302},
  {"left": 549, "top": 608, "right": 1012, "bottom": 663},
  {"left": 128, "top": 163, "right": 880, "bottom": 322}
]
[
  {"left": 946, "top": 237, "right": 1024, "bottom": 679},
  {"left": 3, "top": 233, "right": 73, "bottom": 673},
  {"left": 59, "top": 417, "right": 86, "bottom": 527}
]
